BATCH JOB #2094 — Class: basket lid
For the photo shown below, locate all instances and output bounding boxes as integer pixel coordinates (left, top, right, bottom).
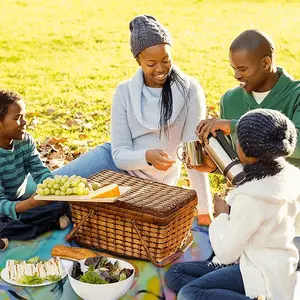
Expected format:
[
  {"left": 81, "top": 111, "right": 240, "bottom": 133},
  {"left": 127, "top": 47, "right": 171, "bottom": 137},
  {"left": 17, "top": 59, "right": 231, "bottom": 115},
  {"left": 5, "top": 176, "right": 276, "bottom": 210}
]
[{"left": 88, "top": 170, "right": 197, "bottom": 218}]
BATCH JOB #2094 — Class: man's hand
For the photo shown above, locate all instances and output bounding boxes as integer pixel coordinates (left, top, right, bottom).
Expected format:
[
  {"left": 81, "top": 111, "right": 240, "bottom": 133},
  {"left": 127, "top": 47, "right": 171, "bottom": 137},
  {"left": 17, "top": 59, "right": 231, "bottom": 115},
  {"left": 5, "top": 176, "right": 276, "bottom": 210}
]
[
  {"left": 213, "top": 194, "right": 230, "bottom": 217},
  {"left": 146, "top": 149, "right": 176, "bottom": 171},
  {"left": 196, "top": 118, "right": 232, "bottom": 145}
]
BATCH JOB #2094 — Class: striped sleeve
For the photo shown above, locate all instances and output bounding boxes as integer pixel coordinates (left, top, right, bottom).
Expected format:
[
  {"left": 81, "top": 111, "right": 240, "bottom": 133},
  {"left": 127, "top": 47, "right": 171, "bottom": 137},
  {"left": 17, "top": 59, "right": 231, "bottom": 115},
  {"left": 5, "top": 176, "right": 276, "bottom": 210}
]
[
  {"left": 0, "top": 179, "right": 18, "bottom": 219},
  {"left": 26, "top": 135, "right": 53, "bottom": 184}
]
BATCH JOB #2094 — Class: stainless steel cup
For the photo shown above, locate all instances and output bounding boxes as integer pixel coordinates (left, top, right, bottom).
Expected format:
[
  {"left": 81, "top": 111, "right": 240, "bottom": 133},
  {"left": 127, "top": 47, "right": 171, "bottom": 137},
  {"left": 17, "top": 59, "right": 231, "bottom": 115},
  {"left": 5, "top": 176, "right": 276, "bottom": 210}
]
[{"left": 177, "top": 140, "right": 203, "bottom": 166}]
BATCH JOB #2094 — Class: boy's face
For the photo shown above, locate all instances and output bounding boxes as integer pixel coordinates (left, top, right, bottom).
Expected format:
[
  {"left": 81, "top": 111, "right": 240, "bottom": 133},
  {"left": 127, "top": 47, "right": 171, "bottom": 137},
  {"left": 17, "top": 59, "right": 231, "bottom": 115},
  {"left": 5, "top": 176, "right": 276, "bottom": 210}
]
[{"left": 0, "top": 100, "right": 27, "bottom": 141}]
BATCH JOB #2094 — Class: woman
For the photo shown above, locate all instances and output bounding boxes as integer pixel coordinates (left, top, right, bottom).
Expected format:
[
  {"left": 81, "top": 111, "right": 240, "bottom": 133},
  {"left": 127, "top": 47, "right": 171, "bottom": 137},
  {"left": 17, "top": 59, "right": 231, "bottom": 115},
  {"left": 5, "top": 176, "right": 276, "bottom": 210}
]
[
  {"left": 166, "top": 109, "right": 300, "bottom": 300},
  {"left": 54, "top": 15, "right": 213, "bottom": 223}
]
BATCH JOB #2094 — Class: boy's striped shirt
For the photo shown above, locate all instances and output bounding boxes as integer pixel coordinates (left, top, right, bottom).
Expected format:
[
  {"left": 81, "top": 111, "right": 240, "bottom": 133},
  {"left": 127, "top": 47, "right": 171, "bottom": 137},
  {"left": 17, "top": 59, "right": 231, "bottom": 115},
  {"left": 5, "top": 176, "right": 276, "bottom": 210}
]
[{"left": 0, "top": 133, "right": 52, "bottom": 219}]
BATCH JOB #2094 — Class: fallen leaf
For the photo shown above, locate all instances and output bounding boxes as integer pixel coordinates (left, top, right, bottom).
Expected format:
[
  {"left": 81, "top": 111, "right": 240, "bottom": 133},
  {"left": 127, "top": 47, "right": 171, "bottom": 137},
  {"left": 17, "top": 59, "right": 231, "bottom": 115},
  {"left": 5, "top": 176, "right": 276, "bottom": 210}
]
[
  {"left": 74, "top": 118, "right": 83, "bottom": 125},
  {"left": 74, "top": 112, "right": 85, "bottom": 118},
  {"left": 47, "top": 108, "right": 55, "bottom": 115},
  {"left": 50, "top": 144, "right": 63, "bottom": 151},
  {"left": 37, "top": 136, "right": 89, "bottom": 171},
  {"left": 48, "top": 137, "right": 69, "bottom": 145},
  {"left": 26, "top": 112, "right": 42, "bottom": 118},
  {"left": 65, "top": 119, "right": 76, "bottom": 127},
  {"left": 48, "top": 151, "right": 64, "bottom": 160},
  {"left": 61, "top": 125, "right": 70, "bottom": 130},
  {"left": 83, "top": 122, "right": 93, "bottom": 130},
  {"left": 49, "top": 158, "right": 65, "bottom": 169},
  {"left": 79, "top": 133, "right": 88, "bottom": 139}
]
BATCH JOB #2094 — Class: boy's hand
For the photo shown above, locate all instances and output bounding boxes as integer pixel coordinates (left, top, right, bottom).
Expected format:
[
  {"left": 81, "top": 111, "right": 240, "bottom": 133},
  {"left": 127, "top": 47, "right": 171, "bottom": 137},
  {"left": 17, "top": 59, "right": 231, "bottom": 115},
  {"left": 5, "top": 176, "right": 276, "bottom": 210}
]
[
  {"left": 213, "top": 194, "right": 230, "bottom": 217},
  {"left": 146, "top": 149, "right": 176, "bottom": 171},
  {"left": 15, "top": 195, "right": 50, "bottom": 213},
  {"left": 28, "top": 196, "right": 51, "bottom": 207}
]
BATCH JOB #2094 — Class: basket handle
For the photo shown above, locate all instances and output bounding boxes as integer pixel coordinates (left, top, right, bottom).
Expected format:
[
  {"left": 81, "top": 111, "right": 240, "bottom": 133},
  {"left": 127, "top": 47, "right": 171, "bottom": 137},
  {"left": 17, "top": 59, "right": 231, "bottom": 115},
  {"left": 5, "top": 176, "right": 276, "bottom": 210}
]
[
  {"left": 66, "top": 210, "right": 94, "bottom": 242},
  {"left": 132, "top": 221, "right": 193, "bottom": 267}
]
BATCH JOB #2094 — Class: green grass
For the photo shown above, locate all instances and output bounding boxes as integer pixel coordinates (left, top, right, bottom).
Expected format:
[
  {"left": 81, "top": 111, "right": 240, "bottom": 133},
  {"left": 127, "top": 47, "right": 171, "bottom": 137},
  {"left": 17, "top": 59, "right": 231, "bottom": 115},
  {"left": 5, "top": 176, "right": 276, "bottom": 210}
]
[{"left": 1, "top": 0, "right": 300, "bottom": 192}]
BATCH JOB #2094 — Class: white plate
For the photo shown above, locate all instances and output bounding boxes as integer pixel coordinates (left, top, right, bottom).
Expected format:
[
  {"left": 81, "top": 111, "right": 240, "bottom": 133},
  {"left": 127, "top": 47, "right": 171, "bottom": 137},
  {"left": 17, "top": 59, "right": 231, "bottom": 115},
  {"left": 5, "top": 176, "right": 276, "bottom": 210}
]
[
  {"left": 34, "top": 186, "right": 131, "bottom": 203},
  {"left": 0, "top": 259, "right": 72, "bottom": 287}
]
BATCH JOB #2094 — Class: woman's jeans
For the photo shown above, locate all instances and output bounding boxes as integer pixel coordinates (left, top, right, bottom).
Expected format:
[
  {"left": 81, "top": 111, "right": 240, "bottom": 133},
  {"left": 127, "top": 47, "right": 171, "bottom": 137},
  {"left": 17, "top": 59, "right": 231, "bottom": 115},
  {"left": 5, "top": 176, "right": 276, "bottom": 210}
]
[
  {"left": 165, "top": 261, "right": 253, "bottom": 300},
  {"left": 54, "top": 142, "right": 124, "bottom": 177}
]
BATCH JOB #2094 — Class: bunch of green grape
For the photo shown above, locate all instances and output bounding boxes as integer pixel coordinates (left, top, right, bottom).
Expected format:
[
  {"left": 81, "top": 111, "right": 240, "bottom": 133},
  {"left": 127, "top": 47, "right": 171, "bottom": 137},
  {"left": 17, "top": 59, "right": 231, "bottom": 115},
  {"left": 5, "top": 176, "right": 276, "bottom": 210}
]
[{"left": 36, "top": 175, "right": 91, "bottom": 196}]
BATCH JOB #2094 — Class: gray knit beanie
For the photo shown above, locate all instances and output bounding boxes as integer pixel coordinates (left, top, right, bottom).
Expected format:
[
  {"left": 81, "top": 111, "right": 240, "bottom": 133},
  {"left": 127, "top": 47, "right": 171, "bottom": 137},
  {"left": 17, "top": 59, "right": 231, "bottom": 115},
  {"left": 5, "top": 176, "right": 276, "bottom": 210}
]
[
  {"left": 237, "top": 109, "right": 297, "bottom": 159},
  {"left": 129, "top": 15, "right": 172, "bottom": 58}
]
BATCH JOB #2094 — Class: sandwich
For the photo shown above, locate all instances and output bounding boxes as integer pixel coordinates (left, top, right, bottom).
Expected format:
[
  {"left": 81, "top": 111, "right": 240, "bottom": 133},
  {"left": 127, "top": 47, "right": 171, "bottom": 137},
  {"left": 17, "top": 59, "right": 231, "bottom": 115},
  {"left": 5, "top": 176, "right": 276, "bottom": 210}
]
[{"left": 6, "top": 256, "right": 63, "bottom": 284}]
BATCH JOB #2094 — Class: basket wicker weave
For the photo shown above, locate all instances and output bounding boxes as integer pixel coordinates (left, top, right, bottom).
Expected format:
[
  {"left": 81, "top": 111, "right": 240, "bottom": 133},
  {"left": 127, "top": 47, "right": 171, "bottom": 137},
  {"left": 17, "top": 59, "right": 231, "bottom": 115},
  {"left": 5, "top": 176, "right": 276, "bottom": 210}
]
[{"left": 66, "top": 170, "right": 197, "bottom": 267}]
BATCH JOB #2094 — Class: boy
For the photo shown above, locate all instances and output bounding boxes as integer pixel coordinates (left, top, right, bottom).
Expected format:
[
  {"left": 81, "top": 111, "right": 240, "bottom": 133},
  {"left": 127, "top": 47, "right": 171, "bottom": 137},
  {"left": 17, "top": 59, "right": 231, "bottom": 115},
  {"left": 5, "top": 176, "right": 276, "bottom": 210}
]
[{"left": 0, "top": 90, "right": 70, "bottom": 249}]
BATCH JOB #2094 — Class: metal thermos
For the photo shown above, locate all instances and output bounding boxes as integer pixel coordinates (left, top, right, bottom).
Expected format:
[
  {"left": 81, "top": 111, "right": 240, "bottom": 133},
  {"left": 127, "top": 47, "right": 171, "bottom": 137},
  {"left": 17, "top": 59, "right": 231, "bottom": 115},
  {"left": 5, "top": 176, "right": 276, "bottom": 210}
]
[{"left": 204, "top": 130, "right": 245, "bottom": 185}]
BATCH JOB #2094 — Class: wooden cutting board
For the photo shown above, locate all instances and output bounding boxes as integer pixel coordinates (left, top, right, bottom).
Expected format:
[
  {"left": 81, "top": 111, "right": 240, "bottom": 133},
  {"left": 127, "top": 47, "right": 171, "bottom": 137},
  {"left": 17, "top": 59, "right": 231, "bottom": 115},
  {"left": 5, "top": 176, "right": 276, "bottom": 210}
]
[{"left": 34, "top": 186, "right": 131, "bottom": 203}]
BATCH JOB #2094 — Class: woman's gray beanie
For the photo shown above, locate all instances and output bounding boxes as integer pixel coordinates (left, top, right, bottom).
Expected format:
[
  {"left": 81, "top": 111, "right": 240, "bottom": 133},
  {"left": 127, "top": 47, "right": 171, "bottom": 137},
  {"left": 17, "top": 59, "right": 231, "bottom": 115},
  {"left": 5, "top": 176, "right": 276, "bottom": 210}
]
[{"left": 129, "top": 15, "right": 171, "bottom": 58}]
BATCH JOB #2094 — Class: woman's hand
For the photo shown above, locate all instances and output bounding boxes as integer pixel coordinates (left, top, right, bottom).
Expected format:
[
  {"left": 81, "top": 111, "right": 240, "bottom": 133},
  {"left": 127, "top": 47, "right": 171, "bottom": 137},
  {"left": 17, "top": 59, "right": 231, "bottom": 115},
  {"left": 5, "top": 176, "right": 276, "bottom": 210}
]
[
  {"left": 146, "top": 149, "right": 176, "bottom": 171},
  {"left": 196, "top": 118, "right": 232, "bottom": 145},
  {"left": 213, "top": 194, "right": 230, "bottom": 217}
]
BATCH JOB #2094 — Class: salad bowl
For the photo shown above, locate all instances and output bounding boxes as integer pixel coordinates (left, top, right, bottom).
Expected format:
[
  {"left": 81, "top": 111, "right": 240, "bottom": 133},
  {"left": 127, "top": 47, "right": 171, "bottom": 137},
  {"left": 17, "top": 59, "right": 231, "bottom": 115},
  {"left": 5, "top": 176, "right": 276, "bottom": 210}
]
[{"left": 68, "top": 256, "right": 135, "bottom": 300}]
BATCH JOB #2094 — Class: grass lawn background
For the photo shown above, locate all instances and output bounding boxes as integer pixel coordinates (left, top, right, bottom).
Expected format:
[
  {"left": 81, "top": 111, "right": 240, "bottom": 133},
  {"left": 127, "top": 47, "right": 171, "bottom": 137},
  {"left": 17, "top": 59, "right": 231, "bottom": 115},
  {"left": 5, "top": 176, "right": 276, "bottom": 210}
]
[{"left": 0, "top": 0, "right": 299, "bottom": 190}]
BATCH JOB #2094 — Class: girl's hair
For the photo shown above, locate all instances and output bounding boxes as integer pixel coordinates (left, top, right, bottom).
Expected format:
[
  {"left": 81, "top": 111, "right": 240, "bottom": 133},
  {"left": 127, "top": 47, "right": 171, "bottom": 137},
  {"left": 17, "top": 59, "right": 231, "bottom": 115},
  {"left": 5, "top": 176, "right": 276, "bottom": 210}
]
[
  {"left": 0, "top": 90, "right": 22, "bottom": 121},
  {"left": 159, "top": 68, "right": 187, "bottom": 138}
]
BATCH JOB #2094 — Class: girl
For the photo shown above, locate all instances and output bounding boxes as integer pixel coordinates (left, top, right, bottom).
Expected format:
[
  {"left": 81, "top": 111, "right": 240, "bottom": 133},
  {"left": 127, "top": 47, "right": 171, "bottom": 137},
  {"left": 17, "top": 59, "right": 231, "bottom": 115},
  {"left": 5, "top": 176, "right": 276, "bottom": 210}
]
[{"left": 166, "top": 108, "right": 300, "bottom": 300}]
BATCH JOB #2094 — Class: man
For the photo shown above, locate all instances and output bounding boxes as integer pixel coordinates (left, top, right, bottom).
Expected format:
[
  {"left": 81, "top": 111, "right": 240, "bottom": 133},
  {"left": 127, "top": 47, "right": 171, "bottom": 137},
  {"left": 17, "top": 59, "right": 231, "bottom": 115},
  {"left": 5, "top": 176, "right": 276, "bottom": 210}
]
[
  {"left": 196, "top": 29, "right": 300, "bottom": 167},
  {"left": 196, "top": 29, "right": 300, "bottom": 268}
]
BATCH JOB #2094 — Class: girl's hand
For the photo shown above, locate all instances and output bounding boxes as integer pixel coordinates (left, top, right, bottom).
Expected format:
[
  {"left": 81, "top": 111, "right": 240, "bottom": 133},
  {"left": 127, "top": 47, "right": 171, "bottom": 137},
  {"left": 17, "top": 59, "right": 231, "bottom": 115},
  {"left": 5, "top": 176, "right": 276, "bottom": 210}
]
[
  {"left": 213, "top": 194, "right": 230, "bottom": 217},
  {"left": 146, "top": 149, "right": 176, "bottom": 171}
]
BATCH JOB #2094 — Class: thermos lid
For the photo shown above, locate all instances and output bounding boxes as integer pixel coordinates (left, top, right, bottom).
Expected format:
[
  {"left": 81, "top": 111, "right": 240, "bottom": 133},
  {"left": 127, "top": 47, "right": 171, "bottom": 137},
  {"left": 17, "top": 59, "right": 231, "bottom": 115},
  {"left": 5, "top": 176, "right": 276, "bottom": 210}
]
[{"left": 232, "top": 172, "right": 246, "bottom": 185}]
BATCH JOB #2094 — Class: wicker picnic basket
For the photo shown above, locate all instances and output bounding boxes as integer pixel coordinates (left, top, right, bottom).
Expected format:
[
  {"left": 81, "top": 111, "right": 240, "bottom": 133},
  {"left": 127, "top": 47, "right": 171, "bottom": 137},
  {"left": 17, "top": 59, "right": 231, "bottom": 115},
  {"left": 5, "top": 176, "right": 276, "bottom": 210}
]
[{"left": 66, "top": 170, "right": 197, "bottom": 267}]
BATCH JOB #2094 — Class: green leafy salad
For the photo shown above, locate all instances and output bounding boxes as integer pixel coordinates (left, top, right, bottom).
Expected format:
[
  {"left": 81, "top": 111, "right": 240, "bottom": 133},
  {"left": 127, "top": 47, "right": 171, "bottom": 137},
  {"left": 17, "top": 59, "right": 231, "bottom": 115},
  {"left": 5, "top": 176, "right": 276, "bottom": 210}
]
[
  {"left": 71, "top": 256, "right": 133, "bottom": 284},
  {"left": 6, "top": 256, "right": 63, "bottom": 285}
]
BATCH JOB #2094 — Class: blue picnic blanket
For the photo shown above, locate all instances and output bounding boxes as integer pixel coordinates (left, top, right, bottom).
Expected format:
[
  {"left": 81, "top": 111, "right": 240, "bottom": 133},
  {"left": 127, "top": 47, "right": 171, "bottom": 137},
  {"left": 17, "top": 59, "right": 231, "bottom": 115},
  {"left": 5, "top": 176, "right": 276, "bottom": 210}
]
[{"left": 0, "top": 219, "right": 213, "bottom": 300}]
